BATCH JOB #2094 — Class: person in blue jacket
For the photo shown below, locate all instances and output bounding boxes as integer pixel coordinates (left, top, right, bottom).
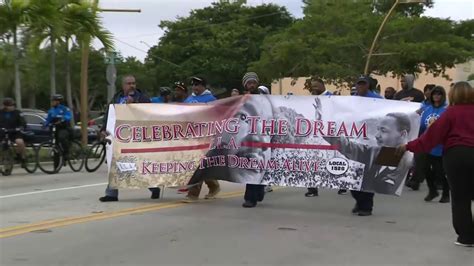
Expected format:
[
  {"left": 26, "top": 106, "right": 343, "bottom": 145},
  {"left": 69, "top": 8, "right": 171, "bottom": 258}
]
[
  {"left": 419, "top": 85, "right": 450, "bottom": 203},
  {"left": 351, "top": 75, "right": 383, "bottom": 216},
  {"left": 44, "top": 94, "right": 73, "bottom": 158},
  {"left": 99, "top": 75, "right": 161, "bottom": 202},
  {"left": 150, "top": 87, "right": 172, "bottom": 103},
  {"left": 184, "top": 77, "right": 216, "bottom": 103},
  {"left": 304, "top": 77, "right": 347, "bottom": 197},
  {"left": 182, "top": 76, "right": 221, "bottom": 202}
]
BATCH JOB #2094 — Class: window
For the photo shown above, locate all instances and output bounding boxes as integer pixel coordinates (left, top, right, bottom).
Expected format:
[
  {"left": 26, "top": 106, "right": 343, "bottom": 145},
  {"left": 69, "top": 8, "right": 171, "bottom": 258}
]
[{"left": 24, "top": 114, "right": 45, "bottom": 125}]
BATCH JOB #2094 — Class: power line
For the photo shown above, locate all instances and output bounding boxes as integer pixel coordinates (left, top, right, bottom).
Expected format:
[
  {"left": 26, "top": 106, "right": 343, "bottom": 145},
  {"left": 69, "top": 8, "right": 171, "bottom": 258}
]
[
  {"left": 114, "top": 38, "right": 181, "bottom": 67},
  {"left": 117, "top": 10, "right": 286, "bottom": 39}
]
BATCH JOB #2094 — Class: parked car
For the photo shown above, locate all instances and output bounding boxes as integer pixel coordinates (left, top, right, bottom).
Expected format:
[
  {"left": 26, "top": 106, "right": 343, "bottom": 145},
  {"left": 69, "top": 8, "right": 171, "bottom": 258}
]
[{"left": 21, "top": 111, "right": 97, "bottom": 144}]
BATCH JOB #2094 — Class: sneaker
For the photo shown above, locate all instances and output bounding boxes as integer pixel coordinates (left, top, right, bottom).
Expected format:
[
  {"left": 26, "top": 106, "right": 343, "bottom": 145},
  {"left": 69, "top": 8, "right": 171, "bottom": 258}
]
[
  {"left": 351, "top": 205, "right": 359, "bottom": 214},
  {"left": 406, "top": 180, "right": 420, "bottom": 191},
  {"left": 177, "top": 188, "right": 189, "bottom": 194},
  {"left": 99, "top": 196, "right": 118, "bottom": 202},
  {"left": 150, "top": 190, "right": 160, "bottom": 199},
  {"left": 337, "top": 189, "right": 347, "bottom": 195},
  {"left": 204, "top": 187, "right": 221, "bottom": 199},
  {"left": 424, "top": 192, "right": 439, "bottom": 202},
  {"left": 242, "top": 201, "right": 257, "bottom": 208},
  {"left": 454, "top": 241, "right": 474, "bottom": 247},
  {"left": 439, "top": 195, "right": 450, "bottom": 203},
  {"left": 182, "top": 196, "right": 199, "bottom": 203},
  {"left": 305, "top": 188, "right": 319, "bottom": 197},
  {"left": 265, "top": 186, "right": 273, "bottom": 193},
  {"left": 357, "top": 210, "right": 372, "bottom": 216}
]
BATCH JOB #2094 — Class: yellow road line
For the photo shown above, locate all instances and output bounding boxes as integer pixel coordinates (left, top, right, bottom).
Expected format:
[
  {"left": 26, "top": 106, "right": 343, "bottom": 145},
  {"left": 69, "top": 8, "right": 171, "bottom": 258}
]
[{"left": 0, "top": 190, "right": 245, "bottom": 239}]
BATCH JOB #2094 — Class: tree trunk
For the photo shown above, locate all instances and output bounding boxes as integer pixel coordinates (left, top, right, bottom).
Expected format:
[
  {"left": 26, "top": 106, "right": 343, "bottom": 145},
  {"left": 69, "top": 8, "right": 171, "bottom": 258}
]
[
  {"left": 65, "top": 38, "right": 75, "bottom": 125},
  {"left": 50, "top": 34, "right": 56, "bottom": 96},
  {"left": 28, "top": 86, "right": 36, "bottom": 108},
  {"left": 80, "top": 37, "right": 90, "bottom": 146},
  {"left": 13, "top": 29, "right": 22, "bottom": 109}
]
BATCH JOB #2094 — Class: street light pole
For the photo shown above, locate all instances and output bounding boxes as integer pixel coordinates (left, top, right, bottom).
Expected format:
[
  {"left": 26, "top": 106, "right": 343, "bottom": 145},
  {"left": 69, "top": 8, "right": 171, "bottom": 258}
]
[{"left": 364, "top": 0, "right": 426, "bottom": 75}]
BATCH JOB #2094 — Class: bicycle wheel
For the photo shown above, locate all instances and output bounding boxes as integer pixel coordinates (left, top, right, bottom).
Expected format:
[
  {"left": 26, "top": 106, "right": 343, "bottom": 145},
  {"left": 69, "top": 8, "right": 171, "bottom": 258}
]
[
  {"left": 0, "top": 147, "right": 15, "bottom": 176},
  {"left": 85, "top": 142, "right": 106, "bottom": 172},
  {"left": 68, "top": 141, "right": 85, "bottom": 172},
  {"left": 37, "top": 142, "right": 63, "bottom": 174},
  {"left": 23, "top": 145, "right": 38, "bottom": 174}
]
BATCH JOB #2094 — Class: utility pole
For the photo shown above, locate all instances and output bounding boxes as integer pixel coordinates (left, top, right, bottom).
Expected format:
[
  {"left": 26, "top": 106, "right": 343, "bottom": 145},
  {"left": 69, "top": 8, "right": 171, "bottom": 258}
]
[
  {"left": 105, "top": 51, "right": 120, "bottom": 102},
  {"left": 364, "top": 0, "right": 426, "bottom": 74},
  {"left": 79, "top": 1, "right": 140, "bottom": 146}
]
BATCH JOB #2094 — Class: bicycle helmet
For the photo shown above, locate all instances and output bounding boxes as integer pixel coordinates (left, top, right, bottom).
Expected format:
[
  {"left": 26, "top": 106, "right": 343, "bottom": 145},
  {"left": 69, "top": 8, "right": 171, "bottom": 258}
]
[
  {"left": 51, "top": 94, "right": 64, "bottom": 101},
  {"left": 2, "top": 97, "right": 15, "bottom": 107},
  {"left": 159, "top": 87, "right": 172, "bottom": 97}
]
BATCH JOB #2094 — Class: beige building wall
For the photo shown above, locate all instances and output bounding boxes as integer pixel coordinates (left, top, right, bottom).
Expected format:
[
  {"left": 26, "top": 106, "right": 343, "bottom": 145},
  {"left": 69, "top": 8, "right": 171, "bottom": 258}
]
[{"left": 271, "top": 60, "right": 474, "bottom": 96}]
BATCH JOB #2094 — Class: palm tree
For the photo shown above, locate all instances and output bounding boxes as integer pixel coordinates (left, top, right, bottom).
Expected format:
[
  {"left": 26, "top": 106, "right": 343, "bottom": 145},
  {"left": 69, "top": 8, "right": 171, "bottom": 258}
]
[
  {"left": 28, "top": 0, "right": 70, "bottom": 97},
  {"left": 0, "top": 0, "right": 31, "bottom": 108},
  {"left": 61, "top": 1, "right": 113, "bottom": 120}
]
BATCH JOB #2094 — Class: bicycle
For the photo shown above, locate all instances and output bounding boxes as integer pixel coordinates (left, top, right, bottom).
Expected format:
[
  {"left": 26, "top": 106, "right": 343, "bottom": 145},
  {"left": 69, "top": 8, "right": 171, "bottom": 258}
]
[
  {"left": 85, "top": 132, "right": 108, "bottom": 172},
  {"left": 0, "top": 128, "right": 38, "bottom": 176},
  {"left": 37, "top": 124, "right": 85, "bottom": 174}
]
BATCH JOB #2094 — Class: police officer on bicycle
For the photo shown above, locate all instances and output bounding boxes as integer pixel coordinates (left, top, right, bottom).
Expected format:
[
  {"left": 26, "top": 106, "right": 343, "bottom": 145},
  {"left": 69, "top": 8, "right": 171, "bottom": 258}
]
[
  {"left": 0, "top": 98, "right": 27, "bottom": 166},
  {"left": 44, "top": 94, "right": 73, "bottom": 158}
]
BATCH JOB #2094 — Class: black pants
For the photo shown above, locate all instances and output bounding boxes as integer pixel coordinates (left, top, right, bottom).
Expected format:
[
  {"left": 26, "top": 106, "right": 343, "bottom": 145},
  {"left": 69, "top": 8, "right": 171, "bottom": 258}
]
[
  {"left": 443, "top": 146, "right": 474, "bottom": 244},
  {"left": 307, "top": 187, "right": 318, "bottom": 193},
  {"left": 56, "top": 128, "right": 71, "bottom": 156},
  {"left": 412, "top": 153, "right": 430, "bottom": 184},
  {"left": 244, "top": 184, "right": 265, "bottom": 203},
  {"left": 351, "top": 190, "right": 374, "bottom": 211},
  {"left": 426, "top": 155, "right": 449, "bottom": 196}
]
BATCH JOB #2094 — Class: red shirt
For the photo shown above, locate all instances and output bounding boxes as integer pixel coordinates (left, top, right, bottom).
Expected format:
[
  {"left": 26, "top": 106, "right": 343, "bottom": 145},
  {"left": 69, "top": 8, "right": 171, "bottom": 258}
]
[{"left": 407, "top": 105, "right": 474, "bottom": 153}]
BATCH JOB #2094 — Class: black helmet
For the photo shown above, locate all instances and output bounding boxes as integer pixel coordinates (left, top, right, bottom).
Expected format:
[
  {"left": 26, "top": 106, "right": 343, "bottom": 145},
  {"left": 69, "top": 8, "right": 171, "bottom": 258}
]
[
  {"left": 51, "top": 94, "right": 64, "bottom": 101},
  {"left": 3, "top": 97, "right": 15, "bottom": 107},
  {"left": 159, "top": 87, "right": 171, "bottom": 96}
]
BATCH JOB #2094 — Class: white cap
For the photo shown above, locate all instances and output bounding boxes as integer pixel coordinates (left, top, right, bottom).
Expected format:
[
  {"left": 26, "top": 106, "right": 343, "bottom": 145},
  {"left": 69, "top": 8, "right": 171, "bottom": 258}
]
[{"left": 258, "top": 85, "right": 269, "bottom": 95}]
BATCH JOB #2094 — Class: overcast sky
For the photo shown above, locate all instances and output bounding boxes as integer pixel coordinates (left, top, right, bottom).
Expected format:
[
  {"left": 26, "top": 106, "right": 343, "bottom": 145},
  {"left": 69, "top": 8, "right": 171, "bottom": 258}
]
[{"left": 92, "top": 0, "right": 473, "bottom": 61}]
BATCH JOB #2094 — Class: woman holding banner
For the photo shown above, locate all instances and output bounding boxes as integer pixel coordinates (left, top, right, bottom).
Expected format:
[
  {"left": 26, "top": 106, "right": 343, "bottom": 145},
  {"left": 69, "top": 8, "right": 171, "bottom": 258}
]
[{"left": 400, "top": 81, "right": 474, "bottom": 247}]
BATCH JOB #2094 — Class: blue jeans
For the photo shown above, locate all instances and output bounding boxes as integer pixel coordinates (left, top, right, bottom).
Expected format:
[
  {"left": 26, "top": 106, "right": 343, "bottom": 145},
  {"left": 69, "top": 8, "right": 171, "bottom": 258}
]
[{"left": 105, "top": 185, "right": 161, "bottom": 198}]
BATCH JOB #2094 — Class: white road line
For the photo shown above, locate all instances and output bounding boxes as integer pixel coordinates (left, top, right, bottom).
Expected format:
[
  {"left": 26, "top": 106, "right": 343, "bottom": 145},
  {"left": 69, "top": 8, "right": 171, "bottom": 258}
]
[{"left": 0, "top": 183, "right": 108, "bottom": 199}]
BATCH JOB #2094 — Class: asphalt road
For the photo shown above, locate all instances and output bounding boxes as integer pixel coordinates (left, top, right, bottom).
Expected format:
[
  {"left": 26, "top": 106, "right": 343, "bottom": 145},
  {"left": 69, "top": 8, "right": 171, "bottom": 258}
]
[{"left": 0, "top": 166, "right": 472, "bottom": 266}]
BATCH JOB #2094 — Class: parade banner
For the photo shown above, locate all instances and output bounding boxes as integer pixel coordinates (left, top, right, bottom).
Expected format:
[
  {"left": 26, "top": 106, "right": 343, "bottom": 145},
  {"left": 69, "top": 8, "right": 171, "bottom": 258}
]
[{"left": 106, "top": 95, "right": 421, "bottom": 196}]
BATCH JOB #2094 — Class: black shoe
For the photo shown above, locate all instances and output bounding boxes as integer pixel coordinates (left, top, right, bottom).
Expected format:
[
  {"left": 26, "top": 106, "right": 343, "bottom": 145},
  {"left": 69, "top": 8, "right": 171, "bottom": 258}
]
[
  {"left": 406, "top": 180, "right": 420, "bottom": 191},
  {"left": 439, "top": 195, "right": 450, "bottom": 203},
  {"left": 357, "top": 210, "right": 372, "bottom": 216},
  {"left": 424, "top": 192, "right": 439, "bottom": 202},
  {"left": 351, "top": 205, "right": 359, "bottom": 214},
  {"left": 99, "top": 196, "right": 118, "bottom": 202},
  {"left": 305, "top": 189, "right": 318, "bottom": 197},
  {"left": 242, "top": 201, "right": 257, "bottom": 208},
  {"left": 337, "top": 189, "right": 347, "bottom": 195},
  {"left": 151, "top": 190, "right": 160, "bottom": 199}
]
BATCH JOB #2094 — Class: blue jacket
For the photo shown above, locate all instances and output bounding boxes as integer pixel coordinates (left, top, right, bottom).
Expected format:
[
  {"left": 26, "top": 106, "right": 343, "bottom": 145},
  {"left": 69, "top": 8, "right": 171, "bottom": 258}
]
[
  {"left": 44, "top": 104, "right": 72, "bottom": 127},
  {"left": 102, "top": 89, "right": 151, "bottom": 131},
  {"left": 356, "top": 90, "right": 383, "bottom": 99},
  {"left": 150, "top": 96, "right": 165, "bottom": 103},
  {"left": 184, "top": 90, "right": 216, "bottom": 103},
  {"left": 420, "top": 104, "right": 447, "bottom": 156}
]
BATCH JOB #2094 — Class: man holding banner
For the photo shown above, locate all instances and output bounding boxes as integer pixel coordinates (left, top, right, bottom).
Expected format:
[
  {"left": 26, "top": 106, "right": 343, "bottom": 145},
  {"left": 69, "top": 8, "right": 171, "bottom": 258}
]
[
  {"left": 99, "top": 75, "right": 161, "bottom": 202},
  {"left": 346, "top": 75, "right": 385, "bottom": 215},
  {"left": 182, "top": 77, "right": 221, "bottom": 203},
  {"left": 241, "top": 72, "right": 268, "bottom": 208}
]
